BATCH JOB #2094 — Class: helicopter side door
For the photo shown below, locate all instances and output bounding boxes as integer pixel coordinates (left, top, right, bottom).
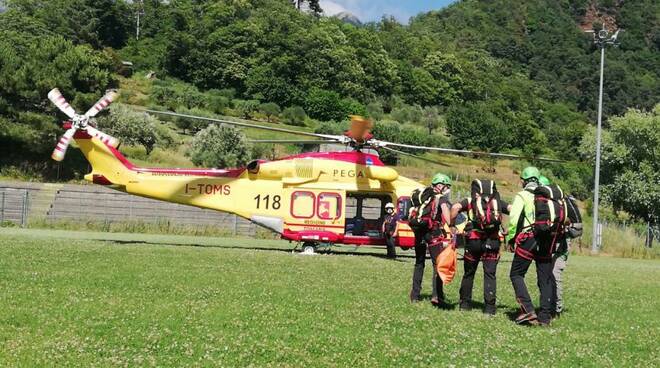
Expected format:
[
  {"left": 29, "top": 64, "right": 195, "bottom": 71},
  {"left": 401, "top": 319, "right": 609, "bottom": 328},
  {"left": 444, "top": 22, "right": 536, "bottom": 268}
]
[{"left": 343, "top": 192, "right": 393, "bottom": 245}]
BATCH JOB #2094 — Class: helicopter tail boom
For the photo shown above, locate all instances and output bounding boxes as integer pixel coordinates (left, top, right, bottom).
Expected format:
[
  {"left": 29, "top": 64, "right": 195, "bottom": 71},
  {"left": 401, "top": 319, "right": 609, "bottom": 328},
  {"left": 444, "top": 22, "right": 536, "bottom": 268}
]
[{"left": 73, "top": 129, "right": 135, "bottom": 188}]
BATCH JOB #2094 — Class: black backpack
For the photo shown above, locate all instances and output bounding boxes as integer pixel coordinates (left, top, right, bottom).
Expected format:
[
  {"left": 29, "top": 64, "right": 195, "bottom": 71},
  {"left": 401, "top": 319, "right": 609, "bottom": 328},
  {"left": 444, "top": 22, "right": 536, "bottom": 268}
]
[
  {"left": 408, "top": 187, "right": 437, "bottom": 231},
  {"left": 469, "top": 179, "right": 502, "bottom": 233},
  {"left": 533, "top": 184, "right": 568, "bottom": 235},
  {"left": 565, "top": 195, "right": 583, "bottom": 238}
]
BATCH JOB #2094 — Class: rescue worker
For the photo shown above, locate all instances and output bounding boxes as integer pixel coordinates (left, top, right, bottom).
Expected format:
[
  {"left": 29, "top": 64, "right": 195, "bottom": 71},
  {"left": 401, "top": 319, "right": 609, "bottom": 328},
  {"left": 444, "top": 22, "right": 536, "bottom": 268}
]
[
  {"left": 539, "top": 175, "right": 570, "bottom": 318},
  {"left": 450, "top": 185, "right": 510, "bottom": 316},
  {"left": 382, "top": 202, "right": 399, "bottom": 258},
  {"left": 506, "top": 166, "right": 554, "bottom": 326},
  {"left": 410, "top": 173, "right": 453, "bottom": 307}
]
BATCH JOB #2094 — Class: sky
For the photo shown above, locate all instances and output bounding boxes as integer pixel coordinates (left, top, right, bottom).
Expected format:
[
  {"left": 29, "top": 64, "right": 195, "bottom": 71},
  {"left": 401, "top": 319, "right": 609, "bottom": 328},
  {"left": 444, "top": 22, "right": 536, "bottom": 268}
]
[{"left": 319, "top": 0, "right": 457, "bottom": 23}]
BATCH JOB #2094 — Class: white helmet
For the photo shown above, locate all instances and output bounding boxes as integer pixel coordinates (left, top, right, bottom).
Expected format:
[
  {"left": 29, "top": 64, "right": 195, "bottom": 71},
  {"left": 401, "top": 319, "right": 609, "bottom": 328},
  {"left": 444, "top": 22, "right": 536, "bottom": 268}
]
[{"left": 385, "top": 203, "right": 395, "bottom": 210}]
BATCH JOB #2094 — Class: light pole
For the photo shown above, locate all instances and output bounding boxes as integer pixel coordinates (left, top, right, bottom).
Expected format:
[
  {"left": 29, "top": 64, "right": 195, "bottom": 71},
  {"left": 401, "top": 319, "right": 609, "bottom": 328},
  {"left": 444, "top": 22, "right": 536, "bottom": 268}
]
[
  {"left": 135, "top": 0, "right": 145, "bottom": 40},
  {"left": 586, "top": 27, "right": 620, "bottom": 253}
]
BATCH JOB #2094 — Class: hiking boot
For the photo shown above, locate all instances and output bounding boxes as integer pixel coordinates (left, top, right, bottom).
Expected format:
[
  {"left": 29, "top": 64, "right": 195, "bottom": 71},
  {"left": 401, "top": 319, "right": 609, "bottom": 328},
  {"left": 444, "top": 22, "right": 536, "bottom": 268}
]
[{"left": 515, "top": 312, "right": 538, "bottom": 325}]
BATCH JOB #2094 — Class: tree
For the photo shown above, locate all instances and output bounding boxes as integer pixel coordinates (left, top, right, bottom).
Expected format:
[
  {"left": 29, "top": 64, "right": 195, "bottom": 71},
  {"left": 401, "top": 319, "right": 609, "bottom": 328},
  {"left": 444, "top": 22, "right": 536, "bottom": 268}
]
[
  {"left": 96, "top": 104, "right": 164, "bottom": 155},
  {"left": 0, "top": 10, "right": 114, "bottom": 168},
  {"left": 446, "top": 102, "right": 512, "bottom": 152},
  {"left": 6, "top": 0, "right": 132, "bottom": 49},
  {"left": 304, "top": 88, "right": 346, "bottom": 122},
  {"left": 282, "top": 106, "right": 307, "bottom": 126},
  {"left": 391, "top": 104, "right": 423, "bottom": 125},
  {"left": 422, "top": 51, "right": 464, "bottom": 105},
  {"left": 366, "top": 101, "right": 384, "bottom": 120},
  {"left": 234, "top": 100, "right": 260, "bottom": 119},
  {"left": 421, "top": 106, "right": 442, "bottom": 135},
  {"left": 188, "top": 124, "right": 252, "bottom": 168},
  {"left": 579, "top": 105, "right": 660, "bottom": 226},
  {"left": 259, "top": 102, "right": 281, "bottom": 123}
]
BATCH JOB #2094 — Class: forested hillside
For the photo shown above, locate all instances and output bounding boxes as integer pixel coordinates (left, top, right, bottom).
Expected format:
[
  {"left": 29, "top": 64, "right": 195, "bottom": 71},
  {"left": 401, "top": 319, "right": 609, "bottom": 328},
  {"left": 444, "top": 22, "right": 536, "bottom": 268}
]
[{"left": 0, "top": 0, "right": 658, "bottom": 220}]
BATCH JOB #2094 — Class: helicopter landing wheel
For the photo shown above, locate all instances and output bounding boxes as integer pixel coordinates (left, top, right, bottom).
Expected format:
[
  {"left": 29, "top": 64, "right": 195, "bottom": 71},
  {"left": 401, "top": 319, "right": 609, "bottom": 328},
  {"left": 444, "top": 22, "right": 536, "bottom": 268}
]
[{"left": 301, "top": 242, "right": 318, "bottom": 254}]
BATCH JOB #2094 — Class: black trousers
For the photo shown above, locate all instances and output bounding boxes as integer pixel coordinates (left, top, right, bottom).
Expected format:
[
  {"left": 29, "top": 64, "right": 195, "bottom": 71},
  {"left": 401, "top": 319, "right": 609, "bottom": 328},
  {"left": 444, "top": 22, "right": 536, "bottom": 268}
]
[
  {"left": 410, "top": 229, "right": 444, "bottom": 301},
  {"left": 459, "top": 237, "right": 499, "bottom": 313},
  {"left": 509, "top": 235, "right": 555, "bottom": 323}
]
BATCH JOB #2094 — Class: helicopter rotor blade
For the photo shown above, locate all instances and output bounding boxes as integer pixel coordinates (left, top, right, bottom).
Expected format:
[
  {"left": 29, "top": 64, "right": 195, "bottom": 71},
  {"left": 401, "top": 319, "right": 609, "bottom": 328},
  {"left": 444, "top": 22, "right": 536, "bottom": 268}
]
[
  {"left": 143, "top": 109, "right": 347, "bottom": 142},
  {"left": 379, "top": 146, "right": 450, "bottom": 167},
  {"left": 85, "top": 125, "right": 120, "bottom": 148},
  {"left": 47, "top": 88, "right": 77, "bottom": 118},
  {"left": 85, "top": 90, "right": 119, "bottom": 118},
  {"left": 373, "top": 140, "right": 565, "bottom": 163},
  {"left": 250, "top": 139, "right": 340, "bottom": 145},
  {"left": 51, "top": 127, "right": 77, "bottom": 161}
]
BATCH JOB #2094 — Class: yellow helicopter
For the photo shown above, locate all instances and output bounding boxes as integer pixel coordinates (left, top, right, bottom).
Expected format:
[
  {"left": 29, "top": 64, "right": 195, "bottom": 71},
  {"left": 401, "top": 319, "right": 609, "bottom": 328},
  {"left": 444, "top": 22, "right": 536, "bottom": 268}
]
[{"left": 48, "top": 88, "right": 561, "bottom": 255}]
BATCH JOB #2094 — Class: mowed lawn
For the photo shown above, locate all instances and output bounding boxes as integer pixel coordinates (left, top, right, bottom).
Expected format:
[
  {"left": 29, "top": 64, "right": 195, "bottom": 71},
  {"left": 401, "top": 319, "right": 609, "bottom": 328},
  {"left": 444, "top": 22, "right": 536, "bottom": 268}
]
[{"left": 0, "top": 229, "right": 658, "bottom": 367}]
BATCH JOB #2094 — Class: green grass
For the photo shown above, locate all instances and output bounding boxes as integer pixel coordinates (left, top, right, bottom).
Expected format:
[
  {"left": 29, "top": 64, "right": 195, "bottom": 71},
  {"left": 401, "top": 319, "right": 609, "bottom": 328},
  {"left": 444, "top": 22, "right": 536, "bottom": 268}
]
[{"left": 0, "top": 228, "right": 658, "bottom": 366}]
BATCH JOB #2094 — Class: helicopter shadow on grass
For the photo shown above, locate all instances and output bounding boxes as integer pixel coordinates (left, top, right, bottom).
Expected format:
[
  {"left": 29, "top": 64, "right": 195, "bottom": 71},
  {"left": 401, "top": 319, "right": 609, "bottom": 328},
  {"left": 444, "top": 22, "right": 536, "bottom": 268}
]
[{"left": 97, "top": 239, "right": 416, "bottom": 261}]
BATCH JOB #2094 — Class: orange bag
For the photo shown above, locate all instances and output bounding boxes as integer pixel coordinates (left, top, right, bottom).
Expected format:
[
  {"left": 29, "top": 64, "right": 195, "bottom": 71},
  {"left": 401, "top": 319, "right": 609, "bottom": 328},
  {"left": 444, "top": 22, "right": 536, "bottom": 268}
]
[{"left": 435, "top": 243, "right": 457, "bottom": 285}]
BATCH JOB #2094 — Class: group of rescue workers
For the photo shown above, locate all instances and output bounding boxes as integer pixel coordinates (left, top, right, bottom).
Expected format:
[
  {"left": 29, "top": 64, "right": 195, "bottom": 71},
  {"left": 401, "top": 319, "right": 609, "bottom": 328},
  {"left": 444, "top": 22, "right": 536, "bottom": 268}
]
[{"left": 382, "top": 166, "right": 581, "bottom": 326}]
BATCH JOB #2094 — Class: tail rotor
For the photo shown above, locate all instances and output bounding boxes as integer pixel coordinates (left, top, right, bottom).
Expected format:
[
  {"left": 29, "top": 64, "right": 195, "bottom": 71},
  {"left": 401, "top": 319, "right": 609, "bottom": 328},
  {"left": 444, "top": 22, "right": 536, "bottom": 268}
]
[{"left": 48, "top": 88, "right": 120, "bottom": 162}]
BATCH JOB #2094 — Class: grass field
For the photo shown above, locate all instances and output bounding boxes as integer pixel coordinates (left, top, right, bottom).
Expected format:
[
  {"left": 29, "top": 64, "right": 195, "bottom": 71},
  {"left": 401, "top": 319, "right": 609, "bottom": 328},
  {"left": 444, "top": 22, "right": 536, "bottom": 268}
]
[{"left": 0, "top": 228, "right": 658, "bottom": 367}]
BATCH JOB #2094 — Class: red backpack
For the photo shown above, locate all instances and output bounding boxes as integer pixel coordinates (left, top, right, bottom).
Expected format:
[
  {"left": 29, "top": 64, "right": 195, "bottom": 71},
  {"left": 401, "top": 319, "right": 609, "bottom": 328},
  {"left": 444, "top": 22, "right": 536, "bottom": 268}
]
[
  {"left": 533, "top": 184, "right": 569, "bottom": 236},
  {"left": 408, "top": 187, "right": 438, "bottom": 231},
  {"left": 469, "top": 179, "right": 502, "bottom": 233}
]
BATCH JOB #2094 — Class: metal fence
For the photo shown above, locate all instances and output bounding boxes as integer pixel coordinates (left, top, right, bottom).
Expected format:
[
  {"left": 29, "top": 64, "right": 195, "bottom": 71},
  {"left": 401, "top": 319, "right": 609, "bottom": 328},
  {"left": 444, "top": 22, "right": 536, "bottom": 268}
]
[
  {"left": 0, "top": 183, "right": 257, "bottom": 236},
  {"left": 0, "top": 188, "right": 30, "bottom": 227}
]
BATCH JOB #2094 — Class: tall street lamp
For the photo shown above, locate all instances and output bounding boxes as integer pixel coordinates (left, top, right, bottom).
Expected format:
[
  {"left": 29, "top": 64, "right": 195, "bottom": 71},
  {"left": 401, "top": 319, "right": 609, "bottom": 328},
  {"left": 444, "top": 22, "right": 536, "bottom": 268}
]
[{"left": 586, "top": 26, "right": 621, "bottom": 253}]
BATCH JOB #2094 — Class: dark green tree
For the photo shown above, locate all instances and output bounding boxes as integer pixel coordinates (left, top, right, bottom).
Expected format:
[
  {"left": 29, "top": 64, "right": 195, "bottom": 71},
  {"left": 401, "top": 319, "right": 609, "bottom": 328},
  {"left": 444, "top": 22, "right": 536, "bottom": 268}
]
[
  {"left": 282, "top": 106, "right": 307, "bottom": 126},
  {"left": 188, "top": 124, "right": 252, "bottom": 168},
  {"left": 259, "top": 102, "right": 281, "bottom": 123},
  {"left": 579, "top": 106, "right": 660, "bottom": 224}
]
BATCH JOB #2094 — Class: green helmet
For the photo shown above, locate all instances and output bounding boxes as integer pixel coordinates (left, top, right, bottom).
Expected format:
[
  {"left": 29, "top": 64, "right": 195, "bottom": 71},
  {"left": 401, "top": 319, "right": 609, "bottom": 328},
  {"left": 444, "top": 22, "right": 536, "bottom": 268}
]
[
  {"left": 431, "top": 173, "right": 452, "bottom": 186},
  {"left": 520, "top": 166, "right": 540, "bottom": 181},
  {"left": 539, "top": 175, "right": 551, "bottom": 185}
]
